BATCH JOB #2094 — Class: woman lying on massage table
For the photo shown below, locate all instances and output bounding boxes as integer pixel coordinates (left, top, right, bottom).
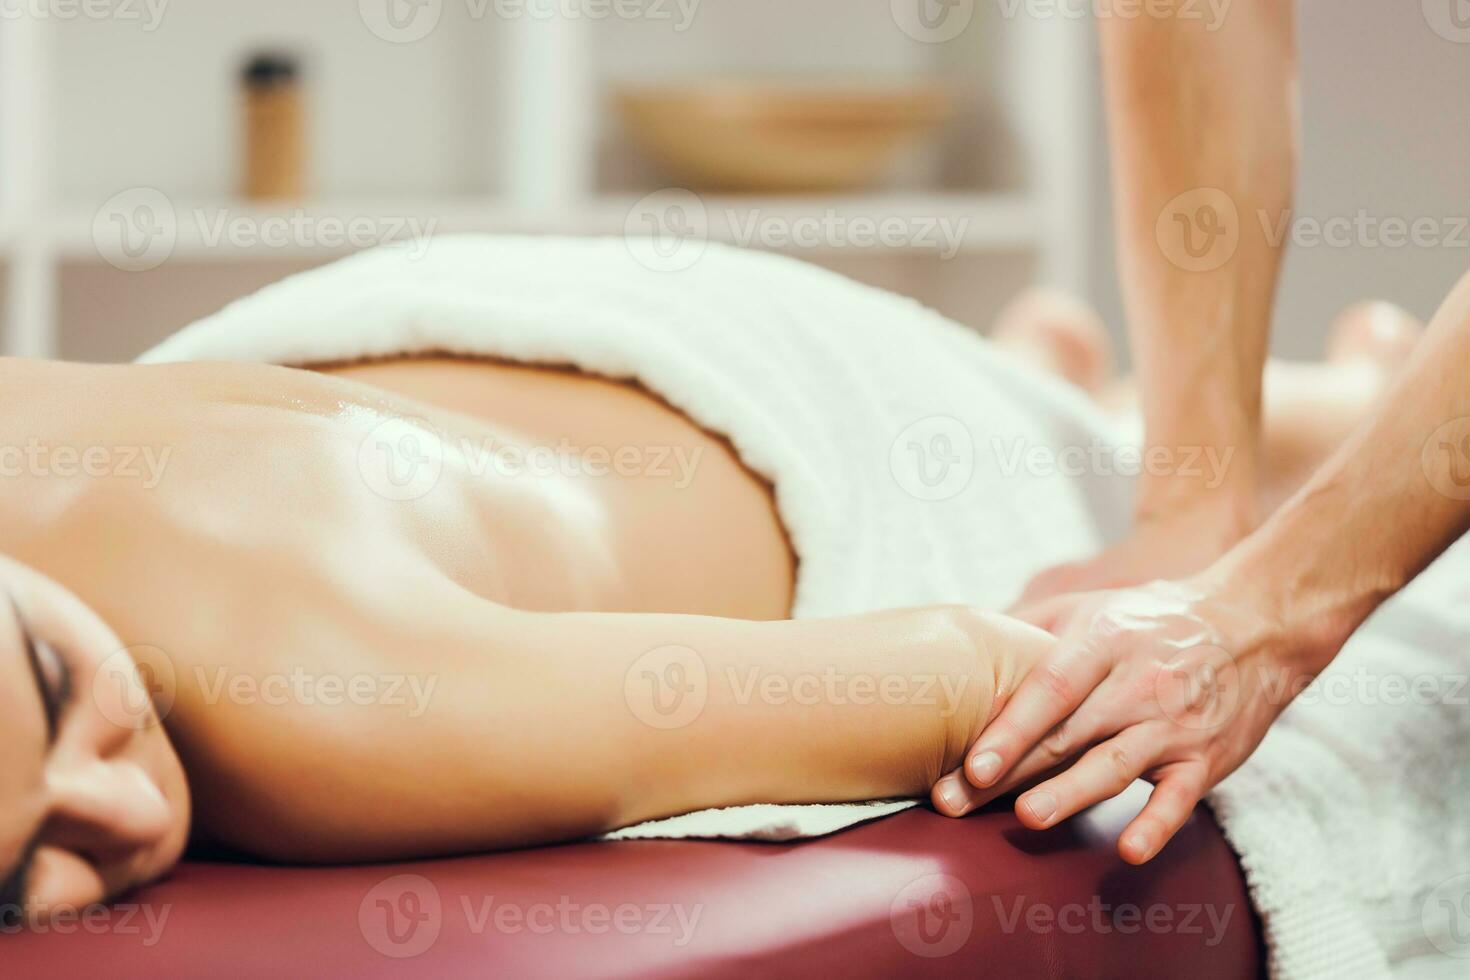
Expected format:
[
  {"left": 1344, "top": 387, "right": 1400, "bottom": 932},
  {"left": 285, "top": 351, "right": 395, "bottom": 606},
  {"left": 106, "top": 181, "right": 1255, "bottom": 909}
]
[{"left": 0, "top": 290, "right": 1421, "bottom": 922}]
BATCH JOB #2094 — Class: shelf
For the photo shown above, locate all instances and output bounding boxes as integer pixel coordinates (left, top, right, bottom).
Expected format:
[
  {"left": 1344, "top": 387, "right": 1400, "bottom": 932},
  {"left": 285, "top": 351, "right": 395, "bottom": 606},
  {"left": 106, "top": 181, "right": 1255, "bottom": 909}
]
[
  {"left": 1, "top": 5, "right": 1094, "bottom": 358},
  {"left": 16, "top": 192, "right": 1040, "bottom": 263}
]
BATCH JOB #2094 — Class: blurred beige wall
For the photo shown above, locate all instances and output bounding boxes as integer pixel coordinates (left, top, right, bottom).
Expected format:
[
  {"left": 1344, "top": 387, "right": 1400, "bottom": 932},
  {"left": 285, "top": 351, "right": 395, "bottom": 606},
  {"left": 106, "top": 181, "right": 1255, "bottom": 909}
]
[
  {"left": 53, "top": 2, "right": 1470, "bottom": 364},
  {"left": 1087, "top": 1, "right": 1470, "bottom": 361}
]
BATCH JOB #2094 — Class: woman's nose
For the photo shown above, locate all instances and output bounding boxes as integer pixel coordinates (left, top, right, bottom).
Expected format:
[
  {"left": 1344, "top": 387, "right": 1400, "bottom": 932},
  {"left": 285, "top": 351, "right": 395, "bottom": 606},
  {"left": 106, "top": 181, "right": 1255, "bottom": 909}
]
[{"left": 45, "top": 758, "right": 173, "bottom": 854}]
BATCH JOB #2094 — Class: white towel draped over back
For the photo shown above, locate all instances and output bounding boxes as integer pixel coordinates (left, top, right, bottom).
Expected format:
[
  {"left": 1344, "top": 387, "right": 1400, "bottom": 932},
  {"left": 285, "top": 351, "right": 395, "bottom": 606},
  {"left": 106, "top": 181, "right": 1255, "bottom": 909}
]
[{"left": 143, "top": 236, "right": 1470, "bottom": 979}]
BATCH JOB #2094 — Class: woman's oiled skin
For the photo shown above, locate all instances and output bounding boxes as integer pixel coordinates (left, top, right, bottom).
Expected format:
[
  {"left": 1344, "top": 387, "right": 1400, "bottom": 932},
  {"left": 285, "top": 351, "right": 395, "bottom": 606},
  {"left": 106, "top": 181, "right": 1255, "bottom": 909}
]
[
  {"left": 0, "top": 286, "right": 1420, "bottom": 912},
  {"left": 0, "top": 355, "right": 1049, "bottom": 916}
]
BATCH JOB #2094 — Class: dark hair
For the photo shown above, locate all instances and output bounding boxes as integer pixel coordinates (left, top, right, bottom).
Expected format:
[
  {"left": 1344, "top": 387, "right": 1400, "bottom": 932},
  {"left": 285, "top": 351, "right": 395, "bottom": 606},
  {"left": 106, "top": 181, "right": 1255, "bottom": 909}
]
[{"left": 0, "top": 831, "right": 40, "bottom": 929}]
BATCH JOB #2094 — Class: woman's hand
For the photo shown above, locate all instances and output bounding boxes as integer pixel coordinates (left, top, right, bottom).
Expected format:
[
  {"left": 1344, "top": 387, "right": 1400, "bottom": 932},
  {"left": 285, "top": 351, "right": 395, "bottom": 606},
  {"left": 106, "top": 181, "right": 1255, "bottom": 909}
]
[{"left": 931, "top": 571, "right": 1341, "bottom": 864}]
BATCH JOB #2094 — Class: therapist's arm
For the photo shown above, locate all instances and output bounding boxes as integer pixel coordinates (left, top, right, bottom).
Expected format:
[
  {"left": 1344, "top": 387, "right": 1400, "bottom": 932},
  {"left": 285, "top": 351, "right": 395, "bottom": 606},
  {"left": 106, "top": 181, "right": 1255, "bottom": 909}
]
[
  {"left": 938, "top": 266, "right": 1470, "bottom": 862},
  {"left": 1217, "top": 268, "right": 1470, "bottom": 647},
  {"left": 1017, "top": 3, "right": 1298, "bottom": 604}
]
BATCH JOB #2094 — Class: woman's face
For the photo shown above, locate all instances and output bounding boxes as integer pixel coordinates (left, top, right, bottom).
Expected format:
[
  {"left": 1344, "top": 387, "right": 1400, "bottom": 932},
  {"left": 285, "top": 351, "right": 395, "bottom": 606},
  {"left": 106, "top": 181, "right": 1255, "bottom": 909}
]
[{"left": 0, "top": 555, "right": 189, "bottom": 925}]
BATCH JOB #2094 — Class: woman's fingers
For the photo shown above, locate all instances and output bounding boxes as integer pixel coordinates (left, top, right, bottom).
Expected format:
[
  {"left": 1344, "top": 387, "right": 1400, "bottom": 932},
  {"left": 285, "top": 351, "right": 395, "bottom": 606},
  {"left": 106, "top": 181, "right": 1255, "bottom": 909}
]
[
  {"left": 965, "top": 641, "right": 1112, "bottom": 789},
  {"left": 1013, "top": 728, "right": 1159, "bottom": 830},
  {"left": 1117, "top": 762, "right": 1210, "bottom": 864}
]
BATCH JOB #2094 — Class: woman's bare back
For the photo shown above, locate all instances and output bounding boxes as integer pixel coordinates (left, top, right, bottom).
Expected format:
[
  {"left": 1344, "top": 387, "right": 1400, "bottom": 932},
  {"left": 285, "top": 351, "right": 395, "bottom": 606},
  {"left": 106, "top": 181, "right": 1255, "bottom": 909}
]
[
  {"left": 0, "top": 356, "right": 826, "bottom": 859},
  {"left": 327, "top": 356, "right": 794, "bottom": 619},
  {"left": 0, "top": 356, "right": 793, "bottom": 634}
]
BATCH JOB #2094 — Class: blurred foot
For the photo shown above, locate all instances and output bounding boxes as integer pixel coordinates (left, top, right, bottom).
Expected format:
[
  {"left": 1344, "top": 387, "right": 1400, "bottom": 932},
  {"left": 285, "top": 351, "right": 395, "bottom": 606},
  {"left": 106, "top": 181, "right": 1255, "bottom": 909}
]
[
  {"left": 991, "top": 289, "right": 1115, "bottom": 396},
  {"left": 1326, "top": 301, "right": 1423, "bottom": 374}
]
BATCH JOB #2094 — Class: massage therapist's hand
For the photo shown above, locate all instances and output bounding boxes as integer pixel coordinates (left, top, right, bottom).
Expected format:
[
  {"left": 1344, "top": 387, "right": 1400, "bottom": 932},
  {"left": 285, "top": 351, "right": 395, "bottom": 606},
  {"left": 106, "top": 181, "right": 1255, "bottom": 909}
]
[
  {"left": 932, "top": 569, "right": 1334, "bottom": 865},
  {"left": 1011, "top": 497, "right": 1252, "bottom": 611}
]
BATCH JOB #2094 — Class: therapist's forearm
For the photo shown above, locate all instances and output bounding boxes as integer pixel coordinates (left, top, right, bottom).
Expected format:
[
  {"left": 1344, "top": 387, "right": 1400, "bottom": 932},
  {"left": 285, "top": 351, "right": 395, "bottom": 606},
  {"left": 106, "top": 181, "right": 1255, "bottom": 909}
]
[
  {"left": 1101, "top": 3, "right": 1297, "bottom": 541},
  {"left": 1214, "top": 268, "right": 1470, "bottom": 668}
]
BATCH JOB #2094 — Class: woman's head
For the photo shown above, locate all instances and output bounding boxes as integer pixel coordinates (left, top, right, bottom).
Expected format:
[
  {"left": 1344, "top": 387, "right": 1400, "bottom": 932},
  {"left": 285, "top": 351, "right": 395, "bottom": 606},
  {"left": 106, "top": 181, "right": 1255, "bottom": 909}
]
[{"left": 0, "top": 555, "right": 188, "bottom": 926}]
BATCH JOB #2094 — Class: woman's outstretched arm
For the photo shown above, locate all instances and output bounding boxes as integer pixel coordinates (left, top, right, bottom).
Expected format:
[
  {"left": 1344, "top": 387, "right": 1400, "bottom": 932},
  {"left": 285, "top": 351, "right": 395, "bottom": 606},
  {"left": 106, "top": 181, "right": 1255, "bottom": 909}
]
[{"left": 193, "top": 595, "right": 1050, "bottom": 862}]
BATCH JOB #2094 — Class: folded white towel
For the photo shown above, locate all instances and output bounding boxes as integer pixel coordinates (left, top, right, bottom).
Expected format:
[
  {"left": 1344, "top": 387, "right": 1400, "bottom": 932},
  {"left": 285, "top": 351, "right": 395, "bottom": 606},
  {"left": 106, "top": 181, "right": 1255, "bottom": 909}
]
[{"left": 143, "top": 236, "right": 1470, "bottom": 978}]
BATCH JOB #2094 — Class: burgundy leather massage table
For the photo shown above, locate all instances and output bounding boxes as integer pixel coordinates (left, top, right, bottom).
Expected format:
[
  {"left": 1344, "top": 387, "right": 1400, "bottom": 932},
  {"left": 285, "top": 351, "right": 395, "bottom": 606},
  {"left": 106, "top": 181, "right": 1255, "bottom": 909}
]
[{"left": 7, "top": 794, "right": 1262, "bottom": 978}]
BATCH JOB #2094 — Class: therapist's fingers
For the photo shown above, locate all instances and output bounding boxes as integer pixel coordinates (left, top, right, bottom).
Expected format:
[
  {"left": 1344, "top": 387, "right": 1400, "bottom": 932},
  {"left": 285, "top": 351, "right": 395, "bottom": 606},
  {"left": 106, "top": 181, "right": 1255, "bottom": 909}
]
[
  {"left": 1011, "top": 563, "right": 1091, "bottom": 614},
  {"left": 1012, "top": 727, "right": 1161, "bottom": 830},
  {"left": 931, "top": 756, "right": 1072, "bottom": 818},
  {"left": 1008, "top": 591, "right": 1088, "bottom": 633},
  {"left": 954, "top": 706, "right": 1110, "bottom": 811},
  {"left": 965, "top": 641, "right": 1112, "bottom": 789},
  {"left": 1117, "top": 761, "right": 1210, "bottom": 864},
  {"left": 932, "top": 766, "right": 983, "bottom": 817}
]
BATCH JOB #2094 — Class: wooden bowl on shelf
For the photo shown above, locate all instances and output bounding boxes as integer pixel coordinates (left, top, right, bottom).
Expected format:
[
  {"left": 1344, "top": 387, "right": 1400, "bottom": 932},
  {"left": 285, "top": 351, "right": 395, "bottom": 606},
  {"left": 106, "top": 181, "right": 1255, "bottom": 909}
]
[{"left": 615, "top": 79, "right": 953, "bottom": 194}]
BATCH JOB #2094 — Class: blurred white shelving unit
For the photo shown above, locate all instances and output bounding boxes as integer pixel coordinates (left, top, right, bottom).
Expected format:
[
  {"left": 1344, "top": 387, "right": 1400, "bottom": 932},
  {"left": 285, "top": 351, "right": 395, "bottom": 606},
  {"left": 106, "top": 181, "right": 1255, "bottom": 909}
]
[{"left": 0, "top": 1, "right": 1093, "bottom": 359}]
